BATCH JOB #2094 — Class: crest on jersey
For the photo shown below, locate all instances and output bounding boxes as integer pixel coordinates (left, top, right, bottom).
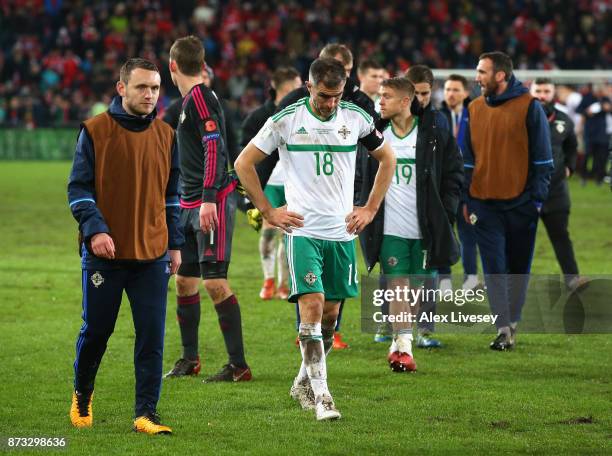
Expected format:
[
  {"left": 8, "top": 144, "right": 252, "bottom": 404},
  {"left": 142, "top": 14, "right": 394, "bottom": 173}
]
[
  {"left": 469, "top": 213, "right": 478, "bottom": 225},
  {"left": 554, "top": 120, "right": 565, "bottom": 133},
  {"left": 338, "top": 125, "right": 351, "bottom": 139},
  {"left": 387, "top": 256, "right": 398, "bottom": 267},
  {"left": 304, "top": 271, "right": 317, "bottom": 285},
  {"left": 180, "top": 111, "right": 186, "bottom": 124},
  {"left": 91, "top": 271, "right": 104, "bottom": 288},
  {"left": 204, "top": 119, "right": 217, "bottom": 132}
]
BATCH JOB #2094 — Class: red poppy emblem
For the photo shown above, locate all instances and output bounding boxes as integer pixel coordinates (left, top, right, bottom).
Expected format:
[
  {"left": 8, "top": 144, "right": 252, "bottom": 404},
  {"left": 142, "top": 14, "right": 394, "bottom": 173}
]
[{"left": 205, "top": 120, "right": 217, "bottom": 132}]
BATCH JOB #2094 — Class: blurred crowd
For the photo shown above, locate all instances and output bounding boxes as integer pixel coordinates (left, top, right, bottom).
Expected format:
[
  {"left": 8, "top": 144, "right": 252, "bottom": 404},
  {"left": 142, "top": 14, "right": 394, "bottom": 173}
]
[{"left": 0, "top": 0, "right": 610, "bottom": 128}]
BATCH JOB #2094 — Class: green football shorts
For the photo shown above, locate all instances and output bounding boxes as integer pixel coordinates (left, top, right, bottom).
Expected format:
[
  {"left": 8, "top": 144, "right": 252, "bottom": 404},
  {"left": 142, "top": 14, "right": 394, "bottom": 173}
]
[
  {"left": 379, "top": 235, "right": 436, "bottom": 279},
  {"left": 284, "top": 235, "right": 358, "bottom": 303},
  {"left": 263, "top": 184, "right": 286, "bottom": 209}
]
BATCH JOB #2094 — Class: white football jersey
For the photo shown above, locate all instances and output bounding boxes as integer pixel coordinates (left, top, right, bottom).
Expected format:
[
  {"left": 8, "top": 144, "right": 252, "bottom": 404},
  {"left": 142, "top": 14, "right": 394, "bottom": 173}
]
[
  {"left": 252, "top": 97, "right": 384, "bottom": 240},
  {"left": 383, "top": 119, "right": 421, "bottom": 239}
]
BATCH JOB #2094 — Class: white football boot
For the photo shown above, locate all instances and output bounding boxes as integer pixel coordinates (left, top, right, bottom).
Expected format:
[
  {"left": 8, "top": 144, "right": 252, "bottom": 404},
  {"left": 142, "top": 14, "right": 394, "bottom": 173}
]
[
  {"left": 290, "top": 377, "right": 315, "bottom": 410},
  {"left": 315, "top": 395, "right": 341, "bottom": 421}
]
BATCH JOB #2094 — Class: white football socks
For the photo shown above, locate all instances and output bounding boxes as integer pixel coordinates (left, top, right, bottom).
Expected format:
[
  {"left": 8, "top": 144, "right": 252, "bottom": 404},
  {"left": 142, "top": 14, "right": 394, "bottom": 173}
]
[
  {"left": 277, "top": 240, "right": 288, "bottom": 287},
  {"left": 259, "top": 229, "right": 276, "bottom": 279},
  {"left": 298, "top": 322, "right": 330, "bottom": 398},
  {"left": 393, "top": 331, "right": 413, "bottom": 355},
  {"left": 321, "top": 321, "right": 336, "bottom": 356}
]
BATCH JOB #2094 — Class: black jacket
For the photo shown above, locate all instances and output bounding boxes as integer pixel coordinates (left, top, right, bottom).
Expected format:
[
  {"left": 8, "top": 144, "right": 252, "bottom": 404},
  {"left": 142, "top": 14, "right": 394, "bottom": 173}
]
[
  {"left": 241, "top": 99, "right": 276, "bottom": 147},
  {"left": 238, "top": 99, "right": 277, "bottom": 211},
  {"left": 255, "top": 78, "right": 377, "bottom": 188},
  {"left": 542, "top": 106, "right": 577, "bottom": 214},
  {"left": 358, "top": 105, "right": 464, "bottom": 271}
]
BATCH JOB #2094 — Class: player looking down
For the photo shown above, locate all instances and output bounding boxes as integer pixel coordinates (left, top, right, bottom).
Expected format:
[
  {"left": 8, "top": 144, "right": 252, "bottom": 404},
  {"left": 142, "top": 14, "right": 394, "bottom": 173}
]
[{"left": 235, "top": 58, "right": 395, "bottom": 420}]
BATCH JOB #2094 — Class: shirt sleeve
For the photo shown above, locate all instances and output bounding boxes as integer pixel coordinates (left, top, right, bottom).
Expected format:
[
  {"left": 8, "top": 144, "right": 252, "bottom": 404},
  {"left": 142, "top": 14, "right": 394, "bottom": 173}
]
[
  {"left": 251, "top": 117, "right": 283, "bottom": 155},
  {"left": 165, "top": 136, "right": 184, "bottom": 250},
  {"left": 527, "top": 99, "right": 554, "bottom": 203},
  {"left": 357, "top": 114, "right": 385, "bottom": 152},
  {"left": 188, "top": 86, "right": 226, "bottom": 203},
  {"left": 461, "top": 123, "right": 475, "bottom": 202},
  {"left": 67, "top": 128, "right": 110, "bottom": 241}
]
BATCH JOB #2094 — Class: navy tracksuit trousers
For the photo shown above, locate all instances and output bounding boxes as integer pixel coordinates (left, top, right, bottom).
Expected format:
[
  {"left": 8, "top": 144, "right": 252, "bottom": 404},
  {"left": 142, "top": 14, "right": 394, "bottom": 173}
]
[
  {"left": 438, "top": 206, "right": 479, "bottom": 277},
  {"left": 73, "top": 262, "right": 169, "bottom": 417},
  {"left": 468, "top": 200, "right": 539, "bottom": 329}
]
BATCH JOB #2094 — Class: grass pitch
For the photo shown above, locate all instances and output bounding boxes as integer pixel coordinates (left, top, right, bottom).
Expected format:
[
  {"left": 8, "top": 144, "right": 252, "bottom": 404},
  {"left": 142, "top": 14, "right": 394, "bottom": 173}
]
[{"left": 0, "top": 162, "right": 610, "bottom": 455}]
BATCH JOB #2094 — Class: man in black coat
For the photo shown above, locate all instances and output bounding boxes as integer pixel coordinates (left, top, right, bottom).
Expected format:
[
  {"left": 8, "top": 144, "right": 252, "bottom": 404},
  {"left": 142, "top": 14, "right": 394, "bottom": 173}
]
[
  {"left": 403, "top": 65, "right": 452, "bottom": 348},
  {"left": 530, "top": 78, "right": 587, "bottom": 291}
]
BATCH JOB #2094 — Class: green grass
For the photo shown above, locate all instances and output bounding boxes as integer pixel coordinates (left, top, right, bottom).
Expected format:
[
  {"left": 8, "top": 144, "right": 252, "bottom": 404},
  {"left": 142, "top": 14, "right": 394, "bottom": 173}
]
[{"left": 0, "top": 162, "right": 610, "bottom": 455}]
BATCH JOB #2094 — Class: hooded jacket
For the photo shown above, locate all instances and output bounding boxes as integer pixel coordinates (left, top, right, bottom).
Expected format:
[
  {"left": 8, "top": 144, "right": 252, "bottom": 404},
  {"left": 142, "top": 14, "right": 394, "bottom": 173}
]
[
  {"left": 462, "top": 76, "right": 553, "bottom": 210},
  {"left": 67, "top": 96, "right": 183, "bottom": 269}
]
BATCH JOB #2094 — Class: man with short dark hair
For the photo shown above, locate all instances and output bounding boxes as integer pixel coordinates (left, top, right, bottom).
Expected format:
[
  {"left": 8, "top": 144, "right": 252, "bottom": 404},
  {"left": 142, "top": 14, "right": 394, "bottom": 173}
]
[
  {"left": 319, "top": 43, "right": 354, "bottom": 77},
  {"left": 163, "top": 63, "right": 240, "bottom": 167},
  {"left": 530, "top": 77, "right": 587, "bottom": 292},
  {"left": 254, "top": 44, "right": 377, "bottom": 350},
  {"left": 357, "top": 59, "right": 385, "bottom": 104},
  {"left": 164, "top": 36, "right": 252, "bottom": 382},
  {"left": 440, "top": 74, "right": 481, "bottom": 292},
  {"left": 241, "top": 66, "right": 302, "bottom": 300},
  {"left": 67, "top": 58, "right": 183, "bottom": 434},
  {"left": 235, "top": 57, "right": 395, "bottom": 420},
  {"left": 463, "top": 51, "right": 553, "bottom": 350},
  {"left": 404, "top": 65, "right": 435, "bottom": 109},
  {"left": 256, "top": 44, "right": 378, "bottom": 190}
]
